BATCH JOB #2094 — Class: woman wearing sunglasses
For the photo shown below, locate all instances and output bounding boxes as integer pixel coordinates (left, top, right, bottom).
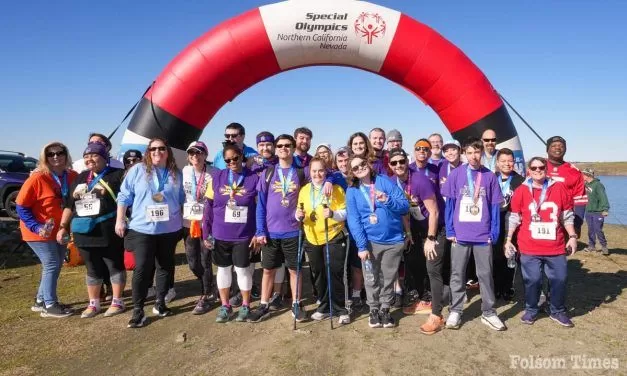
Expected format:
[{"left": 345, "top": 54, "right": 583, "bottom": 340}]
[
  {"left": 346, "top": 154, "right": 409, "bottom": 328},
  {"left": 202, "top": 144, "right": 260, "bottom": 323},
  {"left": 505, "top": 157, "right": 578, "bottom": 328},
  {"left": 116, "top": 138, "right": 185, "bottom": 328},
  {"left": 16, "top": 142, "right": 78, "bottom": 318}
]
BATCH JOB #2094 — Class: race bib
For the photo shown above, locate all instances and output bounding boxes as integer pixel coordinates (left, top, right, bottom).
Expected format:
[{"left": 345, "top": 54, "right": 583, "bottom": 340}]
[
  {"left": 529, "top": 222, "right": 556, "bottom": 240},
  {"left": 225, "top": 205, "right": 248, "bottom": 224},
  {"left": 459, "top": 196, "right": 482, "bottom": 223},
  {"left": 75, "top": 198, "right": 100, "bottom": 217},
  {"left": 146, "top": 204, "right": 169, "bottom": 222},
  {"left": 183, "top": 202, "right": 204, "bottom": 221},
  {"left": 409, "top": 206, "right": 425, "bottom": 221}
]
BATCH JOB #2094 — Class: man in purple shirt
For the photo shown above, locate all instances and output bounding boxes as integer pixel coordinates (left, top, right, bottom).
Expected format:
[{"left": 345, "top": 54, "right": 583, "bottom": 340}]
[
  {"left": 410, "top": 139, "right": 440, "bottom": 187},
  {"left": 293, "top": 127, "right": 313, "bottom": 168},
  {"left": 441, "top": 137, "right": 506, "bottom": 331},
  {"left": 251, "top": 131, "right": 278, "bottom": 174},
  {"left": 428, "top": 133, "right": 445, "bottom": 166}
]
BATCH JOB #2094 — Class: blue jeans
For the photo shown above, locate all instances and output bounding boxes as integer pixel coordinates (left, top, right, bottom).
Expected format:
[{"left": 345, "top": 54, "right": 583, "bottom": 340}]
[
  {"left": 27, "top": 241, "right": 66, "bottom": 306},
  {"left": 520, "top": 254, "right": 567, "bottom": 316}
]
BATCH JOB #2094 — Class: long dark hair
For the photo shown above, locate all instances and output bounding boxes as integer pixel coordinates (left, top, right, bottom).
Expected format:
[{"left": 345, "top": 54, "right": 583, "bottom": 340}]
[
  {"left": 347, "top": 154, "right": 376, "bottom": 187},
  {"left": 347, "top": 132, "right": 376, "bottom": 164},
  {"left": 144, "top": 137, "right": 178, "bottom": 182}
]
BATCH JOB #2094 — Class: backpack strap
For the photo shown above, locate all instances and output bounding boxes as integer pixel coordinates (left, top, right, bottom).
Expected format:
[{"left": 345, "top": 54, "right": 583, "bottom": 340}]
[{"left": 296, "top": 167, "right": 305, "bottom": 187}]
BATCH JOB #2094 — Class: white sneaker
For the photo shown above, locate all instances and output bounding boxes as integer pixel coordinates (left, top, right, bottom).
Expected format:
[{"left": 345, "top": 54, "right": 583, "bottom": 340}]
[
  {"left": 338, "top": 314, "right": 351, "bottom": 325},
  {"left": 146, "top": 287, "right": 156, "bottom": 299},
  {"left": 481, "top": 314, "right": 507, "bottom": 331},
  {"left": 445, "top": 311, "right": 462, "bottom": 329},
  {"left": 165, "top": 288, "right": 176, "bottom": 304},
  {"left": 538, "top": 291, "right": 547, "bottom": 307},
  {"left": 310, "top": 311, "right": 329, "bottom": 321}
]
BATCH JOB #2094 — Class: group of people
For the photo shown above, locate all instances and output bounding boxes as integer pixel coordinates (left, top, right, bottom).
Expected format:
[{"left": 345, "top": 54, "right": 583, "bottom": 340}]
[{"left": 16, "top": 123, "right": 611, "bottom": 335}]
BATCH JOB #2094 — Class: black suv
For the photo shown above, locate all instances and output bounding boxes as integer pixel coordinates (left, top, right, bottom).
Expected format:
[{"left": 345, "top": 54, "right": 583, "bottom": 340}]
[{"left": 0, "top": 151, "right": 37, "bottom": 219}]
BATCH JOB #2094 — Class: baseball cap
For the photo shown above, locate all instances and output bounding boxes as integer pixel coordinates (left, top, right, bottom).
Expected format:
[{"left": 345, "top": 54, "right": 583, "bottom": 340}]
[
  {"left": 546, "top": 136, "right": 566, "bottom": 151},
  {"left": 388, "top": 148, "right": 407, "bottom": 160},
  {"left": 83, "top": 142, "right": 108, "bottom": 159},
  {"left": 123, "top": 149, "right": 143, "bottom": 161},
  {"left": 315, "top": 143, "right": 332, "bottom": 153},
  {"left": 442, "top": 139, "right": 461, "bottom": 150},
  {"left": 186, "top": 141, "right": 208, "bottom": 154},
  {"left": 387, "top": 129, "right": 402, "bottom": 142},
  {"left": 582, "top": 168, "right": 594, "bottom": 177}
]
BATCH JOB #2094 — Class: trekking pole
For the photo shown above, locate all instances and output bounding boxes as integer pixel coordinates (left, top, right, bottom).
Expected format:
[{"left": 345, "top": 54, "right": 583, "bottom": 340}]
[
  {"left": 294, "top": 203, "right": 305, "bottom": 331},
  {"left": 343, "top": 232, "right": 351, "bottom": 316},
  {"left": 323, "top": 204, "right": 333, "bottom": 330}
]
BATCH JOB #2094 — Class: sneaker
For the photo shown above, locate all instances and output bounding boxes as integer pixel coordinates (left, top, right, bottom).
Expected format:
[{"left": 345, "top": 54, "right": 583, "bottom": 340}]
[
  {"left": 236, "top": 305, "right": 250, "bottom": 322},
  {"left": 602, "top": 247, "right": 610, "bottom": 256},
  {"left": 164, "top": 288, "right": 176, "bottom": 304},
  {"left": 549, "top": 312, "right": 574, "bottom": 328},
  {"left": 41, "top": 302, "right": 73, "bottom": 318},
  {"left": 538, "top": 291, "right": 547, "bottom": 307},
  {"left": 152, "top": 302, "right": 173, "bottom": 317},
  {"left": 146, "top": 286, "right": 156, "bottom": 299},
  {"left": 192, "top": 297, "right": 212, "bottom": 315},
  {"left": 337, "top": 314, "right": 350, "bottom": 325},
  {"left": 420, "top": 314, "right": 445, "bottom": 335},
  {"left": 291, "top": 302, "right": 306, "bottom": 322},
  {"left": 216, "top": 305, "right": 233, "bottom": 323},
  {"left": 368, "top": 309, "right": 382, "bottom": 328},
  {"left": 501, "top": 288, "right": 516, "bottom": 302},
  {"left": 104, "top": 302, "right": 125, "bottom": 317},
  {"left": 31, "top": 299, "right": 45, "bottom": 312},
  {"left": 380, "top": 308, "right": 395, "bottom": 328},
  {"left": 392, "top": 293, "right": 403, "bottom": 308},
  {"left": 247, "top": 304, "right": 271, "bottom": 323},
  {"left": 229, "top": 292, "right": 243, "bottom": 308},
  {"left": 583, "top": 247, "right": 595, "bottom": 253},
  {"left": 402, "top": 300, "right": 432, "bottom": 315},
  {"left": 445, "top": 311, "right": 462, "bottom": 329},
  {"left": 466, "top": 279, "right": 479, "bottom": 290},
  {"left": 311, "top": 311, "right": 330, "bottom": 321},
  {"left": 81, "top": 305, "right": 100, "bottom": 318},
  {"left": 268, "top": 292, "right": 283, "bottom": 311},
  {"left": 127, "top": 308, "right": 146, "bottom": 328},
  {"left": 520, "top": 311, "right": 536, "bottom": 325},
  {"left": 251, "top": 284, "right": 261, "bottom": 300},
  {"left": 350, "top": 297, "right": 365, "bottom": 313},
  {"left": 481, "top": 314, "right": 507, "bottom": 331}
]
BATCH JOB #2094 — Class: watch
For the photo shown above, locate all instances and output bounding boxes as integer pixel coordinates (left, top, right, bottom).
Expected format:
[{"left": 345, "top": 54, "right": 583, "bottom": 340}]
[
  {"left": 568, "top": 234, "right": 577, "bottom": 239},
  {"left": 59, "top": 223, "right": 69, "bottom": 230},
  {"left": 427, "top": 235, "right": 436, "bottom": 241}
]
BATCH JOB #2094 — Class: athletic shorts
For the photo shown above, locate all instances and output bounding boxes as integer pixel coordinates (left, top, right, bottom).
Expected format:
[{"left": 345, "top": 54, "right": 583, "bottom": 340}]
[
  {"left": 261, "top": 236, "right": 300, "bottom": 270},
  {"left": 213, "top": 239, "right": 251, "bottom": 268}
]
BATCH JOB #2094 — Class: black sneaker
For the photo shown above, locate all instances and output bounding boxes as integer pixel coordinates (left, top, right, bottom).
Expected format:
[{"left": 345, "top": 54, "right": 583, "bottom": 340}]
[
  {"left": 251, "top": 284, "right": 261, "bottom": 300},
  {"left": 152, "top": 302, "right": 173, "bottom": 317},
  {"left": 268, "top": 292, "right": 283, "bottom": 311},
  {"left": 229, "top": 292, "right": 243, "bottom": 308},
  {"left": 31, "top": 298, "right": 45, "bottom": 312},
  {"left": 351, "top": 297, "right": 366, "bottom": 313},
  {"left": 291, "top": 302, "right": 307, "bottom": 322},
  {"left": 380, "top": 308, "right": 395, "bottom": 328},
  {"left": 127, "top": 308, "right": 147, "bottom": 328},
  {"left": 369, "top": 309, "right": 382, "bottom": 328},
  {"left": 40, "top": 302, "right": 73, "bottom": 318},
  {"left": 501, "top": 288, "right": 516, "bottom": 302},
  {"left": 392, "top": 293, "right": 403, "bottom": 308},
  {"left": 247, "top": 304, "right": 271, "bottom": 323}
]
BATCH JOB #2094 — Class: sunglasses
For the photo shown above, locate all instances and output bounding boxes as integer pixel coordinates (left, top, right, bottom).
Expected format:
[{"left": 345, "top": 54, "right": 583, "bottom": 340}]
[
  {"left": 187, "top": 150, "right": 203, "bottom": 156},
  {"left": 529, "top": 165, "right": 546, "bottom": 171},
  {"left": 126, "top": 157, "right": 140, "bottom": 164},
  {"left": 46, "top": 151, "right": 66, "bottom": 158},
  {"left": 148, "top": 146, "right": 167, "bottom": 152},
  {"left": 482, "top": 138, "right": 497, "bottom": 143},
  {"left": 276, "top": 143, "right": 292, "bottom": 149},
  {"left": 224, "top": 133, "right": 240, "bottom": 139},
  {"left": 224, "top": 155, "right": 240, "bottom": 164},
  {"left": 389, "top": 159, "right": 407, "bottom": 167},
  {"left": 414, "top": 147, "right": 430, "bottom": 152},
  {"left": 351, "top": 160, "right": 368, "bottom": 172}
]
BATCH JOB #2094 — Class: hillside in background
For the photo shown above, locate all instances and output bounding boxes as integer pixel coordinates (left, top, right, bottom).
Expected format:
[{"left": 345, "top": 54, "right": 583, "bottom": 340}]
[{"left": 574, "top": 162, "right": 627, "bottom": 176}]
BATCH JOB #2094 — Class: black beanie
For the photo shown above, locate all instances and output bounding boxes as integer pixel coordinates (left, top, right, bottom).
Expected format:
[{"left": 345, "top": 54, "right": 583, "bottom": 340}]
[{"left": 546, "top": 136, "right": 566, "bottom": 151}]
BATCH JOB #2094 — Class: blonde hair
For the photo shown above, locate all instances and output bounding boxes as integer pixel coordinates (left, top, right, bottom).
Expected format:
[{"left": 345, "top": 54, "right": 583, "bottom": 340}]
[{"left": 37, "top": 142, "right": 72, "bottom": 175}]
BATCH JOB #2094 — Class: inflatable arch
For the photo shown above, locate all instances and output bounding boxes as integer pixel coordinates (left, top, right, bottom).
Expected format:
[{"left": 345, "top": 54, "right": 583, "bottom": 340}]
[{"left": 119, "top": 0, "right": 525, "bottom": 170}]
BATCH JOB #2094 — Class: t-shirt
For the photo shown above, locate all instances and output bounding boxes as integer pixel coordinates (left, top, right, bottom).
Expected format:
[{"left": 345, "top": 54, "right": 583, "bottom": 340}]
[
  {"left": 441, "top": 165, "right": 503, "bottom": 243},
  {"left": 16, "top": 170, "right": 78, "bottom": 242},
  {"left": 65, "top": 168, "right": 125, "bottom": 248},
  {"left": 438, "top": 160, "right": 461, "bottom": 189},
  {"left": 204, "top": 168, "right": 259, "bottom": 241},
  {"left": 299, "top": 183, "right": 346, "bottom": 246},
  {"left": 409, "top": 162, "right": 440, "bottom": 188},
  {"left": 395, "top": 172, "right": 435, "bottom": 222},
  {"left": 510, "top": 179, "right": 572, "bottom": 256},
  {"left": 546, "top": 160, "right": 587, "bottom": 207},
  {"left": 182, "top": 165, "right": 214, "bottom": 228},
  {"left": 212, "top": 144, "right": 258, "bottom": 170}
]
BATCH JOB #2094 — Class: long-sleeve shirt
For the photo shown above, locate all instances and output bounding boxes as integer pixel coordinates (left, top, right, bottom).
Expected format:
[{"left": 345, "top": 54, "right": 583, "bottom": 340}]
[
  {"left": 298, "top": 183, "right": 347, "bottom": 246},
  {"left": 585, "top": 178, "right": 610, "bottom": 213}
]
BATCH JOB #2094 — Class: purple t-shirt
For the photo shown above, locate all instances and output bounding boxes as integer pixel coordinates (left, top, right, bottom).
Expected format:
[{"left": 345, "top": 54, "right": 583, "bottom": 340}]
[
  {"left": 409, "top": 162, "right": 440, "bottom": 187},
  {"left": 441, "top": 165, "right": 503, "bottom": 242},
  {"left": 438, "top": 160, "right": 461, "bottom": 189},
  {"left": 396, "top": 171, "right": 437, "bottom": 223}
]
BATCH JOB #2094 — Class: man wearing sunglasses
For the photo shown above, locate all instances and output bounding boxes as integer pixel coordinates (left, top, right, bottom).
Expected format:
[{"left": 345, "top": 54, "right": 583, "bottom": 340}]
[
  {"left": 123, "top": 150, "right": 142, "bottom": 170},
  {"left": 481, "top": 129, "right": 498, "bottom": 173},
  {"left": 410, "top": 139, "right": 440, "bottom": 188},
  {"left": 212, "top": 123, "right": 258, "bottom": 170},
  {"left": 72, "top": 133, "right": 124, "bottom": 173}
]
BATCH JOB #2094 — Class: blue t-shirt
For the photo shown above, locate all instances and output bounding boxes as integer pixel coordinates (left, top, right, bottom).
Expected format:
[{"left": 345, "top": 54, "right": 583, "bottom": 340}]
[{"left": 213, "top": 144, "right": 258, "bottom": 170}]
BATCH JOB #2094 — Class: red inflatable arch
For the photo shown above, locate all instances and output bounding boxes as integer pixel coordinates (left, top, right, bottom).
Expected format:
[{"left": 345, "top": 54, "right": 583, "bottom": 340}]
[{"left": 120, "top": 0, "right": 524, "bottom": 169}]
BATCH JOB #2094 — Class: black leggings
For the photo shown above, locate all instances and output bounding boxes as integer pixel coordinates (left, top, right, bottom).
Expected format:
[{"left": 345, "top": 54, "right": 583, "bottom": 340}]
[
  {"left": 425, "top": 228, "right": 451, "bottom": 316},
  {"left": 183, "top": 227, "right": 213, "bottom": 296},
  {"left": 126, "top": 229, "right": 182, "bottom": 309},
  {"left": 404, "top": 222, "right": 430, "bottom": 299}
]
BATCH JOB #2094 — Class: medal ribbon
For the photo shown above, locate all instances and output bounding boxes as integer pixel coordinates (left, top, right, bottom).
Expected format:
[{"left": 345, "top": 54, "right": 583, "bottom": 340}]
[
  {"left": 228, "top": 170, "right": 244, "bottom": 199},
  {"left": 87, "top": 167, "right": 110, "bottom": 192},
  {"left": 484, "top": 152, "right": 496, "bottom": 171},
  {"left": 359, "top": 183, "right": 376, "bottom": 214},
  {"left": 466, "top": 166, "right": 482, "bottom": 205},
  {"left": 191, "top": 166, "right": 206, "bottom": 201},
  {"left": 396, "top": 169, "right": 411, "bottom": 198},
  {"left": 52, "top": 171, "right": 69, "bottom": 198},
  {"left": 526, "top": 178, "right": 548, "bottom": 218},
  {"left": 310, "top": 184, "right": 325, "bottom": 211},
  {"left": 277, "top": 167, "right": 294, "bottom": 200},
  {"left": 499, "top": 175, "right": 513, "bottom": 197},
  {"left": 152, "top": 167, "right": 169, "bottom": 193}
]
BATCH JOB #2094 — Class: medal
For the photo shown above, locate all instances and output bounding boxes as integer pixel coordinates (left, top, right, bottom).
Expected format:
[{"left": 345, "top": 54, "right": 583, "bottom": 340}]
[
  {"left": 466, "top": 165, "right": 482, "bottom": 212},
  {"left": 360, "top": 181, "right": 378, "bottom": 226},
  {"left": 191, "top": 203, "right": 202, "bottom": 215},
  {"left": 152, "top": 192, "right": 164, "bottom": 202},
  {"left": 280, "top": 197, "right": 290, "bottom": 207},
  {"left": 470, "top": 205, "right": 480, "bottom": 216},
  {"left": 310, "top": 212, "right": 317, "bottom": 222},
  {"left": 227, "top": 170, "right": 244, "bottom": 208},
  {"left": 278, "top": 167, "right": 294, "bottom": 208},
  {"left": 151, "top": 167, "right": 169, "bottom": 203},
  {"left": 369, "top": 213, "right": 378, "bottom": 225},
  {"left": 227, "top": 198, "right": 236, "bottom": 208},
  {"left": 527, "top": 178, "right": 549, "bottom": 223},
  {"left": 531, "top": 214, "right": 541, "bottom": 222}
]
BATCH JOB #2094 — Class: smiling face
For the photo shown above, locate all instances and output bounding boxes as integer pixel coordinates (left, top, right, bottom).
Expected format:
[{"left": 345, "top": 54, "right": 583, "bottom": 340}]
[
  {"left": 497, "top": 153, "right": 514, "bottom": 175},
  {"left": 315, "top": 146, "right": 331, "bottom": 165},
  {"left": 310, "top": 160, "right": 327, "bottom": 186},
  {"left": 46, "top": 146, "right": 67, "bottom": 170},
  {"left": 336, "top": 152, "right": 349, "bottom": 175},
  {"left": 295, "top": 132, "right": 311, "bottom": 153},
  {"left": 187, "top": 148, "right": 206, "bottom": 168},
  {"left": 224, "top": 149, "right": 242, "bottom": 173},
  {"left": 276, "top": 138, "right": 295, "bottom": 161},
  {"left": 369, "top": 130, "right": 385, "bottom": 152},
  {"left": 83, "top": 153, "right": 106, "bottom": 172},
  {"left": 389, "top": 155, "right": 408, "bottom": 177},
  {"left": 414, "top": 144, "right": 431, "bottom": 163},
  {"left": 443, "top": 146, "right": 460, "bottom": 164},
  {"left": 481, "top": 129, "right": 497, "bottom": 155},
  {"left": 547, "top": 141, "right": 566, "bottom": 161},
  {"left": 350, "top": 157, "right": 370, "bottom": 180},
  {"left": 529, "top": 159, "right": 547, "bottom": 183},
  {"left": 148, "top": 140, "right": 168, "bottom": 166},
  {"left": 351, "top": 136, "right": 367, "bottom": 156},
  {"left": 428, "top": 135, "right": 443, "bottom": 157},
  {"left": 257, "top": 141, "right": 274, "bottom": 159}
]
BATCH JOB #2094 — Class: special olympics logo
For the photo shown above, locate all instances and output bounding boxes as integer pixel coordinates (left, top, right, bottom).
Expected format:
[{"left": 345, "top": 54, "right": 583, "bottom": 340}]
[{"left": 354, "top": 12, "right": 386, "bottom": 44}]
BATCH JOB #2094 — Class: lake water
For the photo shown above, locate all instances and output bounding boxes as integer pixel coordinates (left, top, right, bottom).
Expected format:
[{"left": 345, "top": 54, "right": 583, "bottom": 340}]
[{"left": 597, "top": 176, "right": 627, "bottom": 226}]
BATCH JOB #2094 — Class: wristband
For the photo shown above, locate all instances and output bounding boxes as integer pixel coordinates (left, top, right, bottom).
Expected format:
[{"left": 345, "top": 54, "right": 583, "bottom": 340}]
[
  {"left": 427, "top": 235, "right": 436, "bottom": 242},
  {"left": 59, "top": 223, "right": 69, "bottom": 230},
  {"left": 568, "top": 234, "right": 577, "bottom": 239}
]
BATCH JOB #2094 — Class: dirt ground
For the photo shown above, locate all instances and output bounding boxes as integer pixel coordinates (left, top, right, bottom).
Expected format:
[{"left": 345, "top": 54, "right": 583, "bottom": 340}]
[{"left": 1, "top": 224, "right": 626, "bottom": 376}]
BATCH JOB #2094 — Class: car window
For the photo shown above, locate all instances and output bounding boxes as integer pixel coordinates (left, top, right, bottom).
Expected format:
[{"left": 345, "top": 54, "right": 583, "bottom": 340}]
[
  {"left": 0, "top": 155, "right": 30, "bottom": 173},
  {"left": 24, "top": 157, "right": 38, "bottom": 171}
]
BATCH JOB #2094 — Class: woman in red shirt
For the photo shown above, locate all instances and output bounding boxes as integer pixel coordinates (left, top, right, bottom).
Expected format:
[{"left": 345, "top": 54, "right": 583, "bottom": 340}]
[{"left": 505, "top": 156, "right": 578, "bottom": 327}]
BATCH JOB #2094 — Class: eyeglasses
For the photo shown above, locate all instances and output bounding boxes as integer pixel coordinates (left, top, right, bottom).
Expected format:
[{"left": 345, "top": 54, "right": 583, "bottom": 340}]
[
  {"left": 224, "top": 156, "right": 240, "bottom": 164},
  {"left": 148, "top": 146, "right": 167, "bottom": 152},
  {"left": 46, "top": 151, "right": 66, "bottom": 158},
  {"left": 529, "top": 165, "right": 546, "bottom": 172},
  {"left": 224, "top": 133, "right": 240, "bottom": 139},
  {"left": 126, "top": 157, "right": 140, "bottom": 164},
  {"left": 414, "top": 147, "right": 430, "bottom": 152},
  {"left": 276, "top": 143, "right": 292, "bottom": 149},
  {"left": 351, "top": 161, "right": 368, "bottom": 172},
  {"left": 187, "top": 150, "right": 203, "bottom": 156},
  {"left": 482, "top": 138, "right": 497, "bottom": 143},
  {"left": 389, "top": 159, "right": 407, "bottom": 167}
]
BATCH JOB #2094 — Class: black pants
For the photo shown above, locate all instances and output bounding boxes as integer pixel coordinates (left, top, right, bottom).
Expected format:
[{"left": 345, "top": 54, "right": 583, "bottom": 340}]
[
  {"left": 404, "top": 222, "right": 431, "bottom": 299},
  {"left": 183, "top": 228, "right": 213, "bottom": 296},
  {"left": 79, "top": 240, "right": 125, "bottom": 285},
  {"left": 126, "top": 229, "right": 182, "bottom": 309},
  {"left": 304, "top": 232, "right": 348, "bottom": 316},
  {"left": 425, "top": 228, "right": 451, "bottom": 316},
  {"left": 493, "top": 237, "right": 515, "bottom": 295}
]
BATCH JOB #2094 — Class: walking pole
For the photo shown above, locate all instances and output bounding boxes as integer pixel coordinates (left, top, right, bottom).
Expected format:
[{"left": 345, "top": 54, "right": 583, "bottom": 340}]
[
  {"left": 323, "top": 204, "right": 333, "bottom": 330},
  {"left": 294, "top": 203, "right": 305, "bottom": 331},
  {"left": 343, "top": 232, "right": 351, "bottom": 316}
]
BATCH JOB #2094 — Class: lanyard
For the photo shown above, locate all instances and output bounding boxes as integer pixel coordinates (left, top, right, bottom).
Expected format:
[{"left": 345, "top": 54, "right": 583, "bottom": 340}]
[
  {"left": 277, "top": 167, "right": 294, "bottom": 198},
  {"left": 466, "top": 166, "right": 482, "bottom": 204},
  {"left": 191, "top": 166, "right": 206, "bottom": 201},
  {"left": 294, "top": 154, "right": 308, "bottom": 168},
  {"left": 499, "top": 175, "right": 513, "bottom": 196},
  {"left": 52, "top": 171, "right": 68, "bottom": 198},
  {"left": 87, "top": 167, "right": 109, "bottom": 192},
  {"left": 359, "top": 182, "right": 376, "bottom": 214},
  {"left": 396, "top": 170, "right": 411, "bottom": 197},
  {"left": 527, "top": 178, "right": 548, "bottom": 216},
  {"left": 484, "top": 152, "right": 496, "bottom": 171},
  {"left": 228, "top": 170, "right": 244, "bottom": 198},
  {"left": 310, "top": 184, "right": 326, "bottom": 210},
  {"left": 152, "top": 167, "right": 169, "bottom": 192}
]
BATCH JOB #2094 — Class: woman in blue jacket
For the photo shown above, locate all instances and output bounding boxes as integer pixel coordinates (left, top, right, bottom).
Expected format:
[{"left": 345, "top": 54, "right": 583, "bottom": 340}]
[{"left": 346, "top": 155, "right": 409, "bottom": 329}]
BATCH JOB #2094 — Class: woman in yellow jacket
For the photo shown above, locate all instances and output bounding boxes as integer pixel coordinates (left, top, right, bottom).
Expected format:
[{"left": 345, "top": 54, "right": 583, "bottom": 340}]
[{"left": 295, "top": 157, "right": 350, "bottom": 325}]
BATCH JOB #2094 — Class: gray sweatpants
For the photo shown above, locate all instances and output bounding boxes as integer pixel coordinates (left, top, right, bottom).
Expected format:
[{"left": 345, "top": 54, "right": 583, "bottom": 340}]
[
  {"left": 450, "top": 243, "right": 496, "bottom": 316},
  {"left": 362, "top": 242, "right": 404, "bottom": 311}
]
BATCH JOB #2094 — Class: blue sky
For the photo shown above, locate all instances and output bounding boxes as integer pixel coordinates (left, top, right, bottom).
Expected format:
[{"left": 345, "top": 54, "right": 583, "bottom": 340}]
[{"left": 1, "top": 0, "right": 626, "bottom": 162}]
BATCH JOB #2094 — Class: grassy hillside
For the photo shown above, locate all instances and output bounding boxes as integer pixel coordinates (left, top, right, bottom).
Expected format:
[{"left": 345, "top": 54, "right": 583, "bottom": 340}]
[{"left": 574, "top": 162, "right": 627, "bottom": 176}]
